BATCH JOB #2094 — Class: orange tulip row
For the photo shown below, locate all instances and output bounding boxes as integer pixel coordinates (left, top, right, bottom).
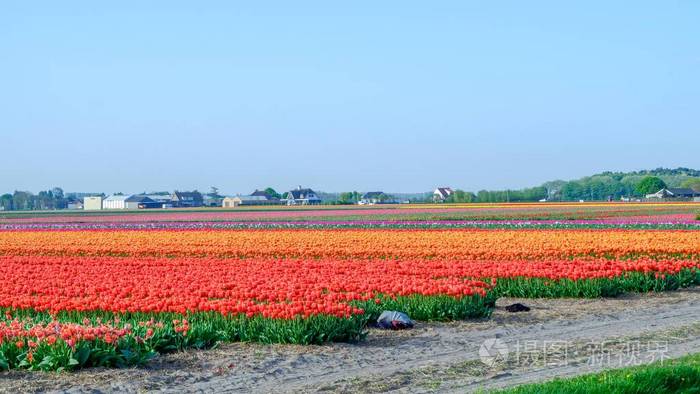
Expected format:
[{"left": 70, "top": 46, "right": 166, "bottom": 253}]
[{"left": 1, "top": 229, "right": 698, "bottom": 260}]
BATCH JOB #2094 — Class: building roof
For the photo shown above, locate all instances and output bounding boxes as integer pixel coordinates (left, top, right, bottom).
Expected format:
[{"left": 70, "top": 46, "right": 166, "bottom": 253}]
[
  {"left": 173, "top": 191, "right": 203, "bottom": 200},
  {"left": 434, "top": 187, "right": 453, "bottom": 198},
  {"left": 288, "top": 188, "right": 319, "bottom": 200},
  {"left": 231, "top": 195, "right": 269, "bottom": 202},
  {"left": 648, "top": 188, "right": 698, "bottom": 198},
  {"left": 362, "top": 191, "right": 384, "bottom": 199},
  {"left": 142, "top": 194, "right": 172, "bottom": 201},
  {"left": 250, "top": 189, "right": 271, "bottom": 198},
  {"left": 83, "top": 196, "right": 103, "bottom": 202},
  {"left": 104, "top": 195, "right": 131, "bottom": 202},
  {"left": 666, "top": 188, "right": 697, "bottom": 196},
  {"left": 125, "top": 195, "right": 156, "bottom": 203}
]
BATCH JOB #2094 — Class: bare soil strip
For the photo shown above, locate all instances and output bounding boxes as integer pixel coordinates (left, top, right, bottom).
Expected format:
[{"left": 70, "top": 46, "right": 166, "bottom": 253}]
[{"left": 2, "top": 287, "right": 700, "bottom": 393}]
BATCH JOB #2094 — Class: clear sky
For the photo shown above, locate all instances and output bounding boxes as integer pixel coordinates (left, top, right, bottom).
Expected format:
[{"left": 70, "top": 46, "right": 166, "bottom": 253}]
[{"left": 1, "top": 1, "right": 698, "bottom": 195}]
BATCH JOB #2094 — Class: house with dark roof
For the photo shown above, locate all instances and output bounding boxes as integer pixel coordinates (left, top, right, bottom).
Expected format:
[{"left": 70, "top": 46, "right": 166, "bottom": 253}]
[
  {"left": 284, "top": 186, "right": 322, "bottom": 205},
  {"left": 171, "top": 191, "right": 204, "bottom": 207},
  {"left": 645, "top": 188, "right": 699, "bottom": 200},
  {"left": 249, "top": 189, "right": 280, "bottom": 202},
  {"left": 125, "top": 195, "right": 159, "bottom": 209},
  {"left": 433, "top": 187, "right": 453, "bottom": 202},
  {"left": 142, "top": 194, "right": 173, "bottom": 204},
  {"left": 250, "top": 189, "right": 271, "bottom": 198}
]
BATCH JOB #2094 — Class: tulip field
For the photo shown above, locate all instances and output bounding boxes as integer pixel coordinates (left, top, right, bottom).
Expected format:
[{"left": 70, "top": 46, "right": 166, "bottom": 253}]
[{"left": 0, "top": 203, "right": 699, "bottom": 371}]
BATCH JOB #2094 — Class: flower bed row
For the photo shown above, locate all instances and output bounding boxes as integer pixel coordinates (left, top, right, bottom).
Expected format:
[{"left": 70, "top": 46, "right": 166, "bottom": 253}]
[
  {"left": 2, "top": 267, "right": 698, "bottom": 371},
  {"left": 1, "top": 202, "right": 698, "bottom": 224},
  {"left": 2, "top": 229, "right": 699, "bottom": 260},
  {"left": 1, "top": 226, "right": 699, "bottom": 371},
  {"left": 2, "top": 255, "right": 697, "bottom": 317},
  {"left": 1, "top": 215, "right": 699, "bottom": 231}
]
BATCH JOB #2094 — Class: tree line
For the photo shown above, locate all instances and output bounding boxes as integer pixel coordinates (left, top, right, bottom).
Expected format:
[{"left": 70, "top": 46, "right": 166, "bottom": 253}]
[
  {"left": 443, "top": 171, "right": 700, "bottom": 203},
  {"left": 0, "top": 188, "right": 74, "bottom": 211}
]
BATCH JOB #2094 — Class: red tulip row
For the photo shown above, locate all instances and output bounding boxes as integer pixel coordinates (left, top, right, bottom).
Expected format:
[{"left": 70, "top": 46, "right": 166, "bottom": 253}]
[
  {"left": 1, "top": 255, "right": 697, "bottom": 319},
  {"left": 0, "top": 255, "right": 493, "bottom": 319}
]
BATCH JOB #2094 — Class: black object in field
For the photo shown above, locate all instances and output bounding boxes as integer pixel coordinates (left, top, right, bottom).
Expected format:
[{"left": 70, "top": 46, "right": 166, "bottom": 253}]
[{"left": 505, "top": 303, "right": 531, "bottom": 312}]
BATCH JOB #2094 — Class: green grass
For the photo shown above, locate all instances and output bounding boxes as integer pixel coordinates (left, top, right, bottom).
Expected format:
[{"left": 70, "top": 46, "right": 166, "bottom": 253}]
[
  {"left": 498, "top": 352, "right": 700, "bottom": 394},
  {"left": 492, "top": 268, "right": 700, "bottom": 299}
]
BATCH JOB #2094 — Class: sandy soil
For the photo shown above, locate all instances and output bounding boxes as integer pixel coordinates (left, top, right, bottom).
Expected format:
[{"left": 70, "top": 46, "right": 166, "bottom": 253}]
[{"left": 2, "top": 287, "right": 700, "bottom": 393}]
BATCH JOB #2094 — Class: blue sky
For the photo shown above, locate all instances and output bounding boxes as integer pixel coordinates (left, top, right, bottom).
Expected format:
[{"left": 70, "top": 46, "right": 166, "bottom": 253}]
[{"left": 1, "top": 1, "right": 698, "bottom": 194}]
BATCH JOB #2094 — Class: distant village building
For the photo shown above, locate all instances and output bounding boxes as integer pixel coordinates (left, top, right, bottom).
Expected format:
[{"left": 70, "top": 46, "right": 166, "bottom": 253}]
[
  {"left": 171, "top": 191, "right": 203, "bottom": 208},
  {"left": 645, "top": 188, "right": 699, "bottom": 200},
  {"left": 203, "top": 195, "right": 224, "bottom": 207},
  {"left": 250, "top": 189, "right": 279, "bottom": 200},
  {"left": 142, "top": 194, "right": 174, "bottom": 208},
  {"left": 222, "top": 197, "right": 237, "bottom": 208},
  {"left": 433, "top": 187, "right": 453, "bottom": 202},
  {"left": 359, "top": 191, "right": 389, "bottom": 205},
  {"left": 125, "top": 195, "right": 159, "bottom": 209},
  {"left": 222, "top": 196, "right": 268, "bottom": 207},
  {"left": 223, "top": 190, "right": 281, "bottom": 207},
  {"left": 66, "top": 199, "right": 84, "bottom": 210},
  {"left": 85, "top": 194, "right": 172, "bottom": 210},
  {"left": 83, "top": 196, "right": 103, "bottom": 210},
  {"left": 102, "top": 195, "right": 130, "bottom": 209},
  {"left": 284, "top": 186, "right": 322, "bottom": 205},
  {"left": 83, "top": 196, "right": 105, "bottom": 210},
  {"left": 143, "top": 194, "right": 172, "bottom": 203}
]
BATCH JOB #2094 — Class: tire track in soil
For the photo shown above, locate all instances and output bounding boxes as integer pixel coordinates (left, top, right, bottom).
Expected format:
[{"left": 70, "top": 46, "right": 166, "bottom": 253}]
[{"left": 221, "top": 291, "right": 700, "bottom": 393}]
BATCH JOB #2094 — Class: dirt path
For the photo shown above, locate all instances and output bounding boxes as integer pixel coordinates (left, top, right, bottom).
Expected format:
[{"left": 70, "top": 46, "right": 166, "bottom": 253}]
[{"left": 2, "top": 287, "right": 700, "bottom": 393}]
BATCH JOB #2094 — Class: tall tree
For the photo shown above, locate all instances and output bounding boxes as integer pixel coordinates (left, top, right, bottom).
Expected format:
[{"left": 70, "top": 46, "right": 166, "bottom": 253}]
[
  {"left": 12, "top": 191, "right": 33, "bottom": 210},
  {"left": 0, "top": 194, "right": 13, "bottom": 210},
  {"left": 338, "top": 192, "right": 354, "bottom": 204},
  {"left": 635, "top": 176, "right": 667, "bottom": 196},
  {"left": 264, "top": 187, "right": 281, "bottom": 199},
  {"left": 681, "top": 178, "right": 700, "bottom": 192},
  {"left": 51, "top": 187, "right": 64, "bottom": 199}
]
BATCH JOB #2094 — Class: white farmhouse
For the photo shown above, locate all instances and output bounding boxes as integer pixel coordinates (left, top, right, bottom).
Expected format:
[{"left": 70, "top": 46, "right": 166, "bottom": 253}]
[
  {"left": 284, "top": 186, "right": 322, "bottom": 205},
  {"left": 433, "top": 187, "right": 453, "bottom": 202}
]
